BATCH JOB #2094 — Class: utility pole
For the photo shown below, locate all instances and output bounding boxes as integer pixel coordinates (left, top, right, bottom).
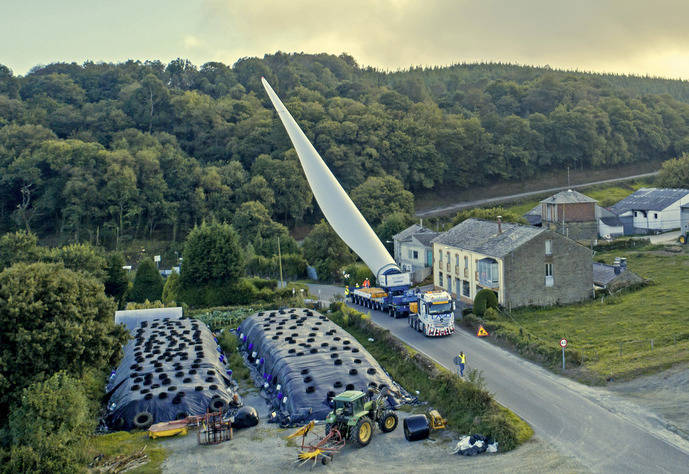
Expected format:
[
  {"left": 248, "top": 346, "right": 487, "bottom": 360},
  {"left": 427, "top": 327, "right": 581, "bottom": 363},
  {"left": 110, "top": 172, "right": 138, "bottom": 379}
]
[
  {"left": 567, "top": 166, "right": 570, "bottom": 188},
  {"left": 277, "top": 236, "right": 284, "bottom": 289}
]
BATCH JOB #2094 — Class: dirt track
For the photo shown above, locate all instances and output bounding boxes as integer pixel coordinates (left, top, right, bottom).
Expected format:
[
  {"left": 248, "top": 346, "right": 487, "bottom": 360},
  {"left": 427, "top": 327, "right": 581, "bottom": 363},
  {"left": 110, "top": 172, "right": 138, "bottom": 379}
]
[
  {"left": 161, "top": 391, "right": 585, "bottom": 474},
  {"left": 609, "top": 365, "right": 689, "bottom": 440}
]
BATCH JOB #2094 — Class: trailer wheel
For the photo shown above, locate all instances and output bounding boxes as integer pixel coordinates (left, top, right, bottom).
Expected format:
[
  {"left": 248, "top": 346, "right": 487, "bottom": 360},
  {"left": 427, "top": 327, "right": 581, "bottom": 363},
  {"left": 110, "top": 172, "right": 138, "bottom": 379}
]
[
  {"left": 680, "top": 234, "right": 687, "bottom": 244},
  {"left": 403, "top": 414, "right": 430, "bottom": 441}
]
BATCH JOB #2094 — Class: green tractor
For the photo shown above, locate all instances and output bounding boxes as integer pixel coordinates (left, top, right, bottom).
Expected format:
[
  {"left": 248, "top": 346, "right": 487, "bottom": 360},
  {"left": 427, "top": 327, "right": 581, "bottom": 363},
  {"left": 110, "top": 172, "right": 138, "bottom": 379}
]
[{"left": 324, "top": 388, "right": 398, "bottom": 448}]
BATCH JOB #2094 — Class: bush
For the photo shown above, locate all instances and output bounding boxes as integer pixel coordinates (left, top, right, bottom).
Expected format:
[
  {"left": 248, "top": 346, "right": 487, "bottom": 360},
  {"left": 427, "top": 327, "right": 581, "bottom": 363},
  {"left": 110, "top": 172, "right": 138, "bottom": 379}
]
[
  {"left": 0, "top": 262, "right": 128, "bottom": 418},
  {"left": 473, "top": 289, "right": 498, "bottom": 316},
  {"left": 343, "top": 262, "right": 375, "bottom": 287},
  {"left": 128, "top": 258, "right": 163, "bottom": 303},
  {"left": 6, "top": 372, "right": 92, "bottom": 472}
]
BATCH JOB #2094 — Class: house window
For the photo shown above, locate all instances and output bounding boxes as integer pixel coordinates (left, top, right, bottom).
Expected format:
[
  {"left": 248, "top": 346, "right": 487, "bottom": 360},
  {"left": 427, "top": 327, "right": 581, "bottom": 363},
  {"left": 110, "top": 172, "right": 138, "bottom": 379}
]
[
  {"left": 447, "top": 275, "right": 452, "bottom": 291},
  {"left": 408, "top": 249, "right": 413, "bottom": 259},
  {"left": 455, "top": 278, "right": 461, "bottom": 294},
  {"left": 439, "top": 271, "right": 443, "bottom": 286},
  {"left": 462, "top": 280, "right": 470, "bottom": 297},
  {"left": 545, "top": 263, "right": 554, "bottom": 287},
  {"left": 464, "top": 256, "right": 468, "bottom": 268},
  {"left": 439, "top": 250, "right": 442, "bottom": 263},
  {"left": 446, "top": 251, "right": 450, "bottom": 264},
  {"left": 413, "top": 250, "right": 418, "bottom": 259},
  {"left": 455, "top": 254, "right": 459, "bottom": 266},
  {"left": 654, "top": 213, "right": 658, "bottom": 219},
  {"left": 545, "top": 239, "right": 552, "bottom": 255}
]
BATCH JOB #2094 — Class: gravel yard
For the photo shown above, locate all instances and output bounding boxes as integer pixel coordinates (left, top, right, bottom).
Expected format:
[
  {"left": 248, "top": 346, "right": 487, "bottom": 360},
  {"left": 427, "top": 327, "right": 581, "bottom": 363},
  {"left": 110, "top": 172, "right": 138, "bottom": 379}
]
[{"left": 161, "top": 391, "right": 585, "bottom": 473}]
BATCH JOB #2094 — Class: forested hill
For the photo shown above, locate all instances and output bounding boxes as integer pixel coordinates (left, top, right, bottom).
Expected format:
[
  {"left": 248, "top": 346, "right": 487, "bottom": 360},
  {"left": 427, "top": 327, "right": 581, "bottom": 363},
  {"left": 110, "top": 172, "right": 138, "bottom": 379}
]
[{"left": 2, "top": 53, "right": 689, "bottom": 246}]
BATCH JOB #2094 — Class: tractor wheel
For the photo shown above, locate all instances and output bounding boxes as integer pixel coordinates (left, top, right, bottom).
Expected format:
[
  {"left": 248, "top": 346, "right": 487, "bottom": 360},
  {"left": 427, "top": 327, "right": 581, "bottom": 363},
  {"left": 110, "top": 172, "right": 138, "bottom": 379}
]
[
  {"left": 379, "top": 411, "right": 398, "bottom": 433},
  {"left": 352, "top": 417, "right": 374, "bottom": 448},
  {"left": 680, "top": 234, "right": 687, "bottom": 245}
]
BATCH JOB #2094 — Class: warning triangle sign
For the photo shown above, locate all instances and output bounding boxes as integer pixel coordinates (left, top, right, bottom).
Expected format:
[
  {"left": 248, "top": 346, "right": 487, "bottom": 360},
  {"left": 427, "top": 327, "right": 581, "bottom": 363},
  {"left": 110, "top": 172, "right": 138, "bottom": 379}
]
[{"left": 477, "top": 325, "right": 489, "bottom": 337}]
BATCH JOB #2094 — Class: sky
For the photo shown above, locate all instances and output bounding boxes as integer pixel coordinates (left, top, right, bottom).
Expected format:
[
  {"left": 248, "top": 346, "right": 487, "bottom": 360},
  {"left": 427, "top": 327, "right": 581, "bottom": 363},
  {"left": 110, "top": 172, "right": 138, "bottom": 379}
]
[{"left": 3, "top": 0, "right": 689, "bottom": 79}]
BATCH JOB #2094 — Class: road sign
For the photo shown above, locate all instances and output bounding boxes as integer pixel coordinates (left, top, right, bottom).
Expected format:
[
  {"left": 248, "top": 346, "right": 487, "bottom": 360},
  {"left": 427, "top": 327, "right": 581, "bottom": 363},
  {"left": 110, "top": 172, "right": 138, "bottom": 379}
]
[
  {"left": 477, "top": 325, "right": 489, "bottom": 337},
  {"left": 560, "top": 338, "right": 568, "bottom": 348}
]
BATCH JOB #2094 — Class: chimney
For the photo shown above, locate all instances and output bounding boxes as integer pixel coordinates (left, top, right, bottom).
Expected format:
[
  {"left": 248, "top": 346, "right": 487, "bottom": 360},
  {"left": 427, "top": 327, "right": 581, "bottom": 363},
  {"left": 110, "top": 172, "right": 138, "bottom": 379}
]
[
  {"left": 497, "top": 215, "right": 502, "bottom": 234},
  {"left": 614, "top": 263, "right": 621, "bottom": 275},
  {"left": 619, "top": 257, "right": 627, "bottom": 270}
]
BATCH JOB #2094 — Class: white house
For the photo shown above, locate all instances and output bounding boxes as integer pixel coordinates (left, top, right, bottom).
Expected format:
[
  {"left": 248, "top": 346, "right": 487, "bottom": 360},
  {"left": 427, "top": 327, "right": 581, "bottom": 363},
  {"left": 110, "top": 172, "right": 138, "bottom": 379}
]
[
  {"left": 392, "top": 224, "right": 438, "bottom": 282},
  {"left": 609, "top": 188, "right": 689, "bottom": 235}
]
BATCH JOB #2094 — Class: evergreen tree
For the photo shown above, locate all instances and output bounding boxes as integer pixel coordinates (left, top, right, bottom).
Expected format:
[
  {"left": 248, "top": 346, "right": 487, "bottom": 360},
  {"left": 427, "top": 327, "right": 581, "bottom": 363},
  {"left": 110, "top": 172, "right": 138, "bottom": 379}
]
[
  {"left": 128, "top": 258, "right": 163, "bottom": 303},
  {"left": 180, "top": 221, "right": 244, "bottom": 287},
  {"left": 104, "top": 252, "right": 129, "bottom": 306}
]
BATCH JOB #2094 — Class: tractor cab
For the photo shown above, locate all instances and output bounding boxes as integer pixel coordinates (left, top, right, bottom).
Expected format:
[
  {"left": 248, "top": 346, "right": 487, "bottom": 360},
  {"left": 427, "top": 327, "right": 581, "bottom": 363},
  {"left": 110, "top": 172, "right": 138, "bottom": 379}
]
[{"left": 332, "top": 391, "right": 367, "bottom": 422}]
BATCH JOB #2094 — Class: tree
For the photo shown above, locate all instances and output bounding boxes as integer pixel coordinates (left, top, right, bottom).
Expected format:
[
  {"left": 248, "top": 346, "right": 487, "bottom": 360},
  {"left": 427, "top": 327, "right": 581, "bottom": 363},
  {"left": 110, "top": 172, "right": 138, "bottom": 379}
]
[
  {"left": 350, "top": 176, "right": 414, "bottom": 228},
  {"left": 376, "top": 212, "right": 414, "bottom": 254},
  {"left": 656, "top": 153, "right": 689, "bottom": 188},
  {"left": 232, "top": 201, "right": 299, "bottom": 257},
  {"left": 44, "top": 243, "right": 107, "bottom": 281},
  {"left": 5, "top": 372, "right": 92, "bottom": 472},
  {"left": 104, "top": 252, "right": 129, "bottom": 306},
  {"left": 162, "top": 271, "right": 180, "bottom": 304},
  {"left": 302, "top": 220, "right": 355, "bottom": 281},
  {"left": 180, "top": 221, "right": 244, "bottom": 286},
  {"left": 128, "top": 258, "right": 163, "bottom": 303},
  {"left": 0, "top": 262, "right": 127, "bottom": 418},
  {"left": 0, "top": 230, "right": 42, "bottom": 271}
]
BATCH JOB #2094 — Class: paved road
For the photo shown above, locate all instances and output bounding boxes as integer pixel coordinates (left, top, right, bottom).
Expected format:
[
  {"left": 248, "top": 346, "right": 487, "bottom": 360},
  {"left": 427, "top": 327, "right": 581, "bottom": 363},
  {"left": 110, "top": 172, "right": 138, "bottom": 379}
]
[
  {"left": 307, "top": 283, "right": 689, "bottom": 473},
  {"left": 416, "top": 171, "right": 659, "bottom": 217}
]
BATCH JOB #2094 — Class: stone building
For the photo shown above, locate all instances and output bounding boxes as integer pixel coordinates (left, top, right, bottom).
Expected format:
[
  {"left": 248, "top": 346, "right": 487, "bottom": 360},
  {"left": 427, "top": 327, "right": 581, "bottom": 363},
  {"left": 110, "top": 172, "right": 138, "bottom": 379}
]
[{"left": 432, "top": 218, "right": 592, "bottom": 309}]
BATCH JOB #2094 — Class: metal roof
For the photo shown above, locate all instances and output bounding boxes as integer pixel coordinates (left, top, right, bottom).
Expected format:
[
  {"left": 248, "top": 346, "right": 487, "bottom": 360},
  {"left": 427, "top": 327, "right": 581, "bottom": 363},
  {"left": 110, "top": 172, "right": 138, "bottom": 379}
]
[
  {"left": 431, "top": 218, "right": 545, "bottom": 258},
  {"left": 540, "top": 189, "right": 597, "bottom": 204},
  {"left": 610, "top": 188, "right": 689, "bottom": 214}
]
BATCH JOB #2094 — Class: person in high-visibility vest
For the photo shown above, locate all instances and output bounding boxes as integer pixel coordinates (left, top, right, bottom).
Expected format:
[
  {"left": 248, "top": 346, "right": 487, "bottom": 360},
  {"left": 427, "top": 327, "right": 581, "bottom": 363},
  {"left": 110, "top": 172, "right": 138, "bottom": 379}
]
[{"left": 458, "top": 351, "right": 466, "bottom": 377}]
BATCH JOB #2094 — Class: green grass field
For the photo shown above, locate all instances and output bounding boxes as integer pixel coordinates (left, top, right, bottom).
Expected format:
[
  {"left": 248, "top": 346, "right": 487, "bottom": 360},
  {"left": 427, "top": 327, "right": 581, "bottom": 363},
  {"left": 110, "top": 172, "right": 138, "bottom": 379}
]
[{"left": 503, "top": 248, "right": 689, "bottom": 382}]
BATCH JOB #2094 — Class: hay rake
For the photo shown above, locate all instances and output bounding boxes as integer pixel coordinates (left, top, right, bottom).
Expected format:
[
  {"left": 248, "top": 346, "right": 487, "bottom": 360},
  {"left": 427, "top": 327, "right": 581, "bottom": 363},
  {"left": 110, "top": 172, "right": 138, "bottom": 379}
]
[{"left": 287, "top": 421, "right": 345, "bottom": 467}]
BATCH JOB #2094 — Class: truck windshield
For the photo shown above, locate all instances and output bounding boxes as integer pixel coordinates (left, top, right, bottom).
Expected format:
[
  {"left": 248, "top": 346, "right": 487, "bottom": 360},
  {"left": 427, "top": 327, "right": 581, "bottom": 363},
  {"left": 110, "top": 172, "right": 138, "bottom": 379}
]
[{"left": 428, "top": 302, "right": 453, "bottom": 314}]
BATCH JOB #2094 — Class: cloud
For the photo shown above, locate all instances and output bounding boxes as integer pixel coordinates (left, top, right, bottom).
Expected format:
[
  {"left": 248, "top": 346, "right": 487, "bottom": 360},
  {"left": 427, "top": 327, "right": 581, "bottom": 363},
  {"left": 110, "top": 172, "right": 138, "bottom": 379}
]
[
  {"left": 183, "top": 34, "right": 203, "bottom": 50},
  {"left": 200, "top": 0, "right": 689, "bottom": 78}
]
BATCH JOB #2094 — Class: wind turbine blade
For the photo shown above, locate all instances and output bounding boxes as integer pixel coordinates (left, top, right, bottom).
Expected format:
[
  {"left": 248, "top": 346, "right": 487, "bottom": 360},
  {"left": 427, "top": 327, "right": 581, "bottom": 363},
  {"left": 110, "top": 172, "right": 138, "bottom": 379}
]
[{"left": 261, "top": 77, "right": 398, "bottom": 279}]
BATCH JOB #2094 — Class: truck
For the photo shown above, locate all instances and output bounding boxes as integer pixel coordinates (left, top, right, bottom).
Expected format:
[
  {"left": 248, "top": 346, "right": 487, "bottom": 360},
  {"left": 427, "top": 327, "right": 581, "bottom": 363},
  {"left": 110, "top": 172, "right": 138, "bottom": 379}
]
[
  {"left": 348, "top": 284, "right": 455, "bottom": 337},
  {"left": 347, "top": 272, "right": 418, "bottom": 319},
  {"left": 407, "top": 290, "right": 455, "bottom": 337}
]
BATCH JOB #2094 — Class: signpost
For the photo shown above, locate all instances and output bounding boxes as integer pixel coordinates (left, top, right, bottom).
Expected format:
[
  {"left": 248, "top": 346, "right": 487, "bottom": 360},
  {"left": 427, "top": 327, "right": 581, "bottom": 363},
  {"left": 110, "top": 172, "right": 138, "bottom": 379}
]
[{"left": 560, "top": 338, "right": 568, "bottom": 370}]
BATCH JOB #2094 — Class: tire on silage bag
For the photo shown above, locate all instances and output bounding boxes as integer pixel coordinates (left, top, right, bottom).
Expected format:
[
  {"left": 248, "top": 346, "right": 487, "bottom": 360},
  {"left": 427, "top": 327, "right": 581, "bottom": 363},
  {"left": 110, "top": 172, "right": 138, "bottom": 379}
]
[
  {"left": 403, "top": 414, "right": 430, "bottom": 441},
  {"left": 133, "top": 411, "right": 154, "bottom": 429}
]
